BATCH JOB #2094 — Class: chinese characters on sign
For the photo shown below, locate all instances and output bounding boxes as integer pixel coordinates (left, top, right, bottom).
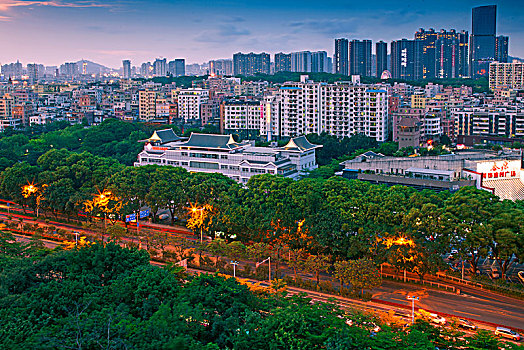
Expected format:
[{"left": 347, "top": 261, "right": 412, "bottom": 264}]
[{"left": 480, "top": 160, "right": 518, "bottom": 179}]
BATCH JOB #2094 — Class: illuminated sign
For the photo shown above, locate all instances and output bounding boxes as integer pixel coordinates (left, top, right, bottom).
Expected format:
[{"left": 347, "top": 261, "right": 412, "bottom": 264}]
[
  {"left": 401, "top": 48, "right": 408, "bottom": 68},
  {"left": 477, "top": 160, "right": 520, "bottom": 179}
]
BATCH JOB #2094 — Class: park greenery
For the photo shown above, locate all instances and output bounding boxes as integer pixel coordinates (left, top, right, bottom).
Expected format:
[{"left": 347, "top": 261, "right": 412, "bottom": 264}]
[
  {"left": 0, "top": 120, "right": 522, "bottom": 285},
  {"left": 0, "top": 238, "right": 522, "bottom": 349}
]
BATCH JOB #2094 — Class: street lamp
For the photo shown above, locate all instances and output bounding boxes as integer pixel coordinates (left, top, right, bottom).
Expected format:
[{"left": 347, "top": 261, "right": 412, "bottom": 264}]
[
  {"left": 73, "top": 231, "right": 80, "bottom": 246},
  {"left": 190, "top": 206, "right": 205, "bottom": 243},
  {"left": 231, "top": 261, "right": 239, "bottom": 277},
  {"left": 407, "top": 295, "right": 419, "bottom": 324},
  {"left": 256, "top": 257, "right": 271, "bottom": 282}
]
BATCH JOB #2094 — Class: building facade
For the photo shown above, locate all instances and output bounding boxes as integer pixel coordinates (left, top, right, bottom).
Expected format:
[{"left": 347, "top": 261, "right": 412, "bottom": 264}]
[
  {"left": 177, "top": 88, "right": 209, "bottom": 122},
  {"left": 135, "top": 130, "right": 321, "bottom": 183},
  {"left": 274, "top": 53, "right": 291, "bottom": 73},
  {"left": 470, "top": 5, "right": 497, "bottom": 77},
  {"left": 334, "top": 38, "right": 349, "bottom": 75},
  {"left": 390, "top": 39, "right": 423, "bottom": 81},
  {"left": 495, "top": 36, "right": 509, "bottom": 63},
  {"left": 123, "top": 60, "right": 131, "bottom": 79},
  {"left": 376, "top": 41, "right": 388, "bottom": 77},
  {"left": 233, "top": 52, "right": 271, "bottom": 76},
  {"left": 489, "top": 62, "right": 524, "bottom": 91},
  {"left": 349, "top": 40, "right": 372, "bottom": 76}
]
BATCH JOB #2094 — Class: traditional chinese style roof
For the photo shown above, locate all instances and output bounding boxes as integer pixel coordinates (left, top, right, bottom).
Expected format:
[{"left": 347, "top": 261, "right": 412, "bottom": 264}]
[
  {"left": 147, "top": 129, "right": 184, "bottom": 144},
  {"left": 282, "top": 136, "right": 321, "bottom": 152},
  {"left": 182, "top": 133, "right": 241, "bottom": 149}
]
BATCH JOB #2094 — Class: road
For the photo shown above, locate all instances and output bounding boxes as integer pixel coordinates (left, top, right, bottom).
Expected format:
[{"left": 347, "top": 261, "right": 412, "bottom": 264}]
[
  {"left": 372, "top": 280, "right": 524, "bottom": 331},
  {"left": 4, "top": 202, "right": 524, "bottom": 336}
]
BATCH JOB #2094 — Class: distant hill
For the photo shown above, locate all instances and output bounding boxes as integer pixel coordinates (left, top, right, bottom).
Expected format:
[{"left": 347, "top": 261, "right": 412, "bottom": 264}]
[{"left": 75, "top": 60, "right": 113, "bottom": 74}]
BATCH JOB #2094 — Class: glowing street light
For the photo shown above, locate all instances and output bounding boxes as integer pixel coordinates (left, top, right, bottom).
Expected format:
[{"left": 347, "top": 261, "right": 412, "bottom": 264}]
[
  {"left": 189, "top": 206, "right": 205, "bottom": 243},
  {"left": 21, "top": 182, "right": 46, "bottom": 217}
]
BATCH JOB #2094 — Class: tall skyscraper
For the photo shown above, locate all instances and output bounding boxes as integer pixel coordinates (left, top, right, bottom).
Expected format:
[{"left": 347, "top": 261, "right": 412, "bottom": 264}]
[
  {"left": 470, "top": 5, "right": 497, "bottom": 77},
  {"left": 122, "top": 60, "right": 131, "bottom": 79},
  {"left": 311, "top": 51, "right": 329, "bottom": 73},
  {"left": 153, "top": 58, "right": 167, "bottom": 76},
  {"left": 391, "top": 39, "right": 423, "bottom": 81},
  {"left": 435, "top": 29, "right": 469, "bottom": 79},
  {"left": 174, "top": 59, "right": 185, "bottom": 77},
  {"left": 349, "top": 40, "right": 372, "bottom": 76},
  {"left": 376, "top": 41, "right": 388, "bottom": 77},
  {"left": 495, "top": 35, "right": 509, "bottom": 63},
  {"left": 415, "top": 28, "right": 438, "bottom": 79},
  {"left": 233, "top": 52, "right": 271, "bottom": 76},
  {"left": 274, "top": 53, "right": 291, "bottom": 73},
  {"left": 209, "top": 59, "right": 233, "bottom": 75},
  {"left": 334, "top": 38, "right": 349, "bottom": 75},
  {"left": 27, "top": 63, "right": 38, "bottom": 83},
  {"left": 291, "top": 51, "right": 312, "bottom": 72}
]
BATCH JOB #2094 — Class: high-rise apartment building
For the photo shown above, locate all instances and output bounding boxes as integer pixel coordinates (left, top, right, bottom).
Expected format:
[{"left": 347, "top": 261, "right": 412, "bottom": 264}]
[
  {"left": 177, "top": 88, "right": 209, "bottom": 121},
  {"left": 489, "top": 62, "right": 524, "bottom": 91},
  {"left": 275, "top": 53, "right": 291, "bottom": 73},
  {"left": 390, "top": 39, "right": 423, "bottom": 81},
  {"left": 140, "top": 62, "right": 153, "bottom": 77},
  {"left": 27, "top": 64, "right": 38, "bottom": 83},
  {"left": 311, "top": 51, "right": 329, "bottom": 73},
  {"left": 60, "top": 62, "right": 78, "bottom": 78},
  {"left": 139, "top": 90, "right": 157, "bottom": 121},
  {"left": 291, "top": 51, "right": 312, "bottom": 72},
  {"left": 495, "top": 36, "right": 509, "bottom": 63},
  {"left": 415, "top": 28, "right": 438, "bottom": 79},
  {"left": 153, "top": 58, "right": 167, "bottom": 77},
  {"left": 334, "top": 38, "right": 349, "bottom": 75},
  {"left": 349, "top": 40, "right": 372, "bottom": 76},
  {"left": 415, "top": 28, "right": 469, "bottom": 79},
  {"left": 209, "top": 59, "right": 233, "bottom": 75},
  {"left": 435, "top": 29, "right": 469, "bottom": 78},
  {"left": 122, "top": 60, "right": 131, "bottom": 79},
  {"left": 167, "top": 59, "right": 185, "bottom": 77},
  {"left": 262, "top": 82, "right": 389, "bottom": 141},
  {"left": 233, "top": 52, "right": 271, "bottom": 76},
  {"left": 376, "top": 41, "right": 388, "bottom": 77},
  {"left": 470, "top": 5, "right": 497, "bottom": 77},
  {"left": 0, "top": 61, "right": 23, "bottom": 79}
]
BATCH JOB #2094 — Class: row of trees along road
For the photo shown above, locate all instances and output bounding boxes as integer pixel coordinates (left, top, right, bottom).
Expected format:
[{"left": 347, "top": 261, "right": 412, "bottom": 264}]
[
  {"left": 1, "top": 239, "right": 518, "bottom": 349},
  {"left": 1, "top": 145, "right": 523, "bottom": 281}
]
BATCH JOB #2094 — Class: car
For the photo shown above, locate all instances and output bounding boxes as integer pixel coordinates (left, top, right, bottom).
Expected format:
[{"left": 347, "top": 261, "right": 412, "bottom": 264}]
[
  {"left": 429, "top": 313, "right": 446, "bottom": 325},
  {"left": 158, "top": 213, "right": 170, "bottom": 220},
  {"left": 495, "top": 327, "right": 521, "bottom": 341},
  {"left": 457, "top": 318, "right": 477, "bottom": 330}
]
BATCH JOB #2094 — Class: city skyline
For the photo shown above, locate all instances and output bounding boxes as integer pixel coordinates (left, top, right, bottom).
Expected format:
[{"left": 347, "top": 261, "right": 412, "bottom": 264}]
[{"left": 0, "top": 0, "right": 522, "bottom": 68}]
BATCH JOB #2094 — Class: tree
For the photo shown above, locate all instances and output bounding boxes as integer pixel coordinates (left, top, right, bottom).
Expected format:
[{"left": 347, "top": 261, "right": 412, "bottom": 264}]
[
  {"left": 303, "top": 254, "right": 330, "bottom": 288},
  {"left": 344, "top": 258, "right": 382, "bottom": 296},
  {"left": 445, "top": 187, "right": 497, "bottom": 275},
  {"left": 489, "top": 201, "right": 523, "bottom": 279}
]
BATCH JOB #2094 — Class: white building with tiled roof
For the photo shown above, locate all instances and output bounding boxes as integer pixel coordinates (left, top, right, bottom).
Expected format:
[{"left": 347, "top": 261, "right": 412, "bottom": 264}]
[{"left": 135, "top": 131, "right": 321, "bottom": 183}]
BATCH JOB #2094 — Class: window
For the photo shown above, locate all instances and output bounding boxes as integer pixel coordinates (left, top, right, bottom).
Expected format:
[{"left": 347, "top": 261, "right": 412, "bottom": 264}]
[
  {"left": 220, "top": 155, "right": 228, "bottom": 159},
  {"left": 190, "top": 161, "right": 219, "bottom": 170}
]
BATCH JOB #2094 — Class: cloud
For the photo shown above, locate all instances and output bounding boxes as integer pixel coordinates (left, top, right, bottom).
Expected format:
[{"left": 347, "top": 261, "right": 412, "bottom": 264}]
[
  {"left": 0, "top": 14, "right": 10, "bottom": 19},
  {"left": 0, "top": 0, "right": 111, "bottom": 11},
  {"left": 194, "top": 24, "right": 251, "bottom": 43},
  {"left": 289, "top": 18, "right": 359, "bottom": 36}
]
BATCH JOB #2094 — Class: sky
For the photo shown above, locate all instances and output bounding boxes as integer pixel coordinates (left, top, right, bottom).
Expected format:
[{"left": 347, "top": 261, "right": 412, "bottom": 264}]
[{"left": 0, "top": 0, "right": 522, "bottom": 68}]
